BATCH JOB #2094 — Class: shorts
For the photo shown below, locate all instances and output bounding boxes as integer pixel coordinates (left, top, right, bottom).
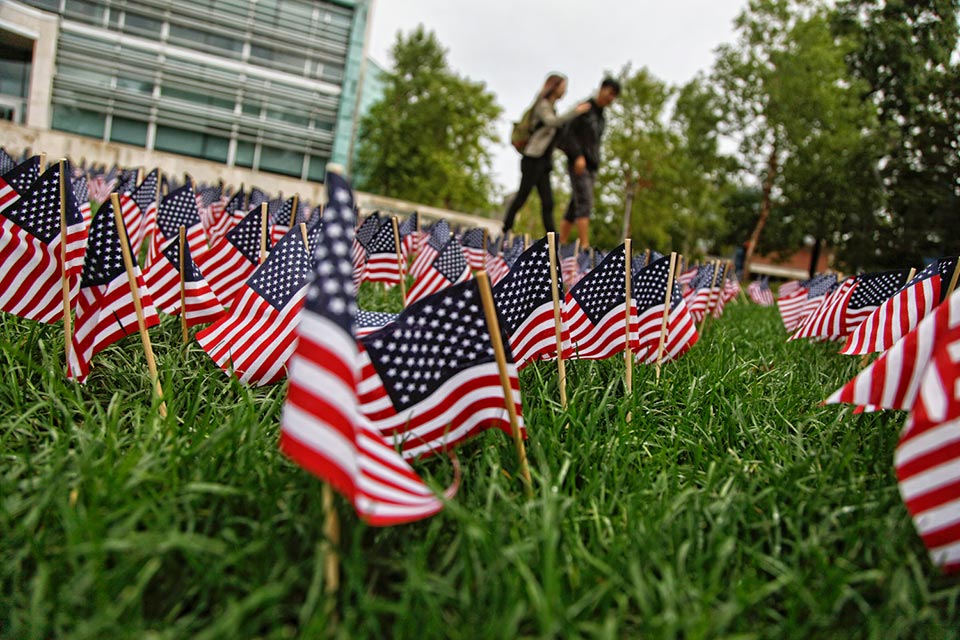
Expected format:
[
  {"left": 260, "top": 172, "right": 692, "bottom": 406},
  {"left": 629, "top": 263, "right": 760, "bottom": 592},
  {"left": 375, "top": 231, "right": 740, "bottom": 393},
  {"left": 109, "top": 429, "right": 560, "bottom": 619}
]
[{"left": 563, "top": 166, "right": 595, "bottom": 222}]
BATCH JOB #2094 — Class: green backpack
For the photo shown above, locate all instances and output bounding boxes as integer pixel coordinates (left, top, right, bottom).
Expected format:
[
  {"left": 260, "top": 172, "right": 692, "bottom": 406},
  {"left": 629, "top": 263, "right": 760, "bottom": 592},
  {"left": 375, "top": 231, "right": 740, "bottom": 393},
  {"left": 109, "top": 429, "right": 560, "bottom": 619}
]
[{"left": 510, "top": 102, "right": 539, "bottom": 153}]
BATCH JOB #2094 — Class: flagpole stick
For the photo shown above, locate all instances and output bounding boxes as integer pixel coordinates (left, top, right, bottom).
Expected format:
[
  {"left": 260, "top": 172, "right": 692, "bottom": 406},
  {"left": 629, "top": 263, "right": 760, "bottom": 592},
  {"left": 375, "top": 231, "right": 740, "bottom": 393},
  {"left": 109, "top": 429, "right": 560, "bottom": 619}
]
[
  {"left": 136, "top": 167, "right": 144, "bottom": 187},
  {"left": 624, "top": 239, "right": 633, "bottom": 423},
  {"left": 110, "top": 193, "right": 167, "bottom": 418},
  {"left": 547, "top": 233, "right": 567, "bottom": 410},
  {"left": 700, "top": 260, "right": 721, "bottom": 333},
  {"left": 655, "top": 252, "right": 678, "bottom": 381},
  {"left": 179, "top": 225, "right": 188, "bottom": 345},
  {"left": 644, "top": 248, "right": 651, "bottom": 267},
  {"left": 259, "top": 202, "right": 268, "bottom": 264},
  {"left": 321, "top": 483, "right": 340, "bottom": 597},
  {"left": 39, "top": 152, "right": 47, "bottom": 173},
  {"left": 476, "top": 270, "right": 532, "bottom": 496},
  {"left": 482, "top": 228, "right": 488, "bottom": 254},
  {"left": 391, "top": 216, "right": 407, "bottom": 304},
  {"left": 289, "top": 194, "right": 299, "bottom": 227},
  {"left": 58, "top": 160, "right": 73, "bottom": 369},
  {"left": 947, "top": 260, "right": 960, "bottom": 298}
]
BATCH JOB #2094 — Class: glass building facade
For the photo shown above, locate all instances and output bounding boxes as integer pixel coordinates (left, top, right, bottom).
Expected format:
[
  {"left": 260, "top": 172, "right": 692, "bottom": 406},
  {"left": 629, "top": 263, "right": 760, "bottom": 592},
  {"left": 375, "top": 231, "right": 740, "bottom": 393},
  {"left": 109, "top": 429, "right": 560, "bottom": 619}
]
[{"left": 15, "top": 0, "right": 373, "bottom": 180}]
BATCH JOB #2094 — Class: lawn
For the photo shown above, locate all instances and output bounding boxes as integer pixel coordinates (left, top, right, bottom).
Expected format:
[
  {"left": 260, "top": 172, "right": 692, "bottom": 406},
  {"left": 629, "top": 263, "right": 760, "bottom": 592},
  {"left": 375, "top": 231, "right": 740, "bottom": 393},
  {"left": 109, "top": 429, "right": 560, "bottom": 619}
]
[{"left": 1, "top": 297, "right": 958, "bottom": 638}]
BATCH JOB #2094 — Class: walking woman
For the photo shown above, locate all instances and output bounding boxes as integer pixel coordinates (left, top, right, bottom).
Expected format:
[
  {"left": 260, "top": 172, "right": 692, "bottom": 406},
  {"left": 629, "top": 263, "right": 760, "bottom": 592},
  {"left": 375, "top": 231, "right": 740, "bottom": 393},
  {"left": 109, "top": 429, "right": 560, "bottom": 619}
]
[{"left": 502, "top": 74, "right": 590, "bottom": 235}]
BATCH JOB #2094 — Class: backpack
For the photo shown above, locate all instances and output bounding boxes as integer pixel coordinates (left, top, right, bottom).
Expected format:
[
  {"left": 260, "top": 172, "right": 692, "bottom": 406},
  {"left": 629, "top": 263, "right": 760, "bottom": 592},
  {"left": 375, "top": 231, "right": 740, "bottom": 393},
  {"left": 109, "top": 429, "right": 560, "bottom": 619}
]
[{"left": 510, "top": 101, "right": 539, "bottom": 153}]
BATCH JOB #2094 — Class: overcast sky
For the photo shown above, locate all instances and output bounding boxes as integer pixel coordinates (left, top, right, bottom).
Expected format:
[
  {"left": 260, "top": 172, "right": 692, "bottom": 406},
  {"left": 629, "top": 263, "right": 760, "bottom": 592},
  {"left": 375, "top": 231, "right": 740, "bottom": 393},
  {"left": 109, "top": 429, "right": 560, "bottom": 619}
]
[{"left": 366, "top": 0, "right": 749, "bottom": 197}]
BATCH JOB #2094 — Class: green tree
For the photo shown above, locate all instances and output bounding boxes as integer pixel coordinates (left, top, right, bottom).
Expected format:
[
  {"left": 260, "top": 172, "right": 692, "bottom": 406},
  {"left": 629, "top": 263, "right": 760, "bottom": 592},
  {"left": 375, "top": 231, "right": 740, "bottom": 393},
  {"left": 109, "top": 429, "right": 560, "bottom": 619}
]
[
  {"left": 354, "top": 27, "right": 503, "bottom": 214},
  {"left": 832, "top": 0, "right": 960, "bottom": 266},
  {"left": 713, "top": 0, "right": 881, "bottom": 276}
]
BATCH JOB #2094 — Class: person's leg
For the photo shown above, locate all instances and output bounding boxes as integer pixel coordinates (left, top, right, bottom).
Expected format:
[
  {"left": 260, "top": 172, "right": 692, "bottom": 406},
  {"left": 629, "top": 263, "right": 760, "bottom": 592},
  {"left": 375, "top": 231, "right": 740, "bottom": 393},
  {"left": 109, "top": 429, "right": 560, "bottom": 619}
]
[
  {"left": 502, "top": 156, "right": 538, "bottom": 233},
  {"left": 533, "top": 157, "right": 555, "bottom": 234},
  {"left": 559, "top": 163, "right": 577, "bottom": 243},
  {"left": 568, "top": 168, "right": 594, "bottom": 247}
]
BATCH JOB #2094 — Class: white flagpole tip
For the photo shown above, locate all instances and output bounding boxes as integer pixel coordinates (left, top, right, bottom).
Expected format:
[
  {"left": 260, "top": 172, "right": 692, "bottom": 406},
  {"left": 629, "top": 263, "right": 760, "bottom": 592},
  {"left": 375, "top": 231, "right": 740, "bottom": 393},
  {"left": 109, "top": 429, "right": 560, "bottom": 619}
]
[{"left": 325, "top": 162, "right": 345, "bottom": 176}]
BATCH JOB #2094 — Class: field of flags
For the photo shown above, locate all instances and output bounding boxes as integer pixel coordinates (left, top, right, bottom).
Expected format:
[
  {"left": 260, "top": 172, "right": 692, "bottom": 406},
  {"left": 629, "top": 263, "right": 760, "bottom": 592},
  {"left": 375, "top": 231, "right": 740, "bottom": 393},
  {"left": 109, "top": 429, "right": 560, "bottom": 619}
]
[{"left": 2, "top": 145, "right": 959, "bottom": 634}]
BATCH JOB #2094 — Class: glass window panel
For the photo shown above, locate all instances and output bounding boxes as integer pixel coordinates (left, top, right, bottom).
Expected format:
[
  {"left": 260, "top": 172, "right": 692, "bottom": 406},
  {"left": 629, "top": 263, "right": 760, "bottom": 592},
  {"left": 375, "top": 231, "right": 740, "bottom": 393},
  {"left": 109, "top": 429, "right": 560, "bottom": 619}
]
[
  {"left": 249, "top": 45, "right": 304, "bottom": 72},
  {"left": 235, "top": 140, "right": 255, "bottom": 168},
  {"left": 169, "top": 24, "right": 242, "bottom": 55},
  {"left": 163, "top": 86, "right": 234, "bottom": 111},
  {"left": 117, "top": 75, "right": 152, "bottom": 94},
  {"left": 52, "top": 104, "right": 105, "bottom": 138},
  {"left": 0, "top": 59, "right": 30, "bottom": 98},
  {"left": 124, "top": 13, "right": 162, "bottom": 36},
  {"left": 66, "top": 0, "right": 104, "bottom": 22},
  {"left": 110, "top": 116, "right": 148, "bottom": 147},
  {"left": 258, "top": 145, "right": 302, "bottom": 177},
  {"left": 307, "top": 155, "right": 327, "bottom": 182},
  {"left": 155, "top": 126, "right": 229, "bottom": 163},
  {"left": 266, "top": 108, "right": 309, "bottom": 127},
  {"left": 57, "top": 65, "right": 111, "bottom": 88}
]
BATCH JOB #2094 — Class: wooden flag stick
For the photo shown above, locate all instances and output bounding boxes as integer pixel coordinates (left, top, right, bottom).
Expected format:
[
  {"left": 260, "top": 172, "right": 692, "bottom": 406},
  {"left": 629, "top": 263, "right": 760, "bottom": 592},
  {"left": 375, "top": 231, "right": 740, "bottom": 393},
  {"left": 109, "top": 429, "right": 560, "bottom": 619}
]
[
  {"left": 58, "top": 160, "right": 73, "bottom": 369},
  {"left": 299, "top": 221, "right": 309, "bottom": 247},
  {"left": 110, "top": 193, "right": 167, "bottom": 418},
  {"left": 655, "top": 252, "right": 678, "bottom": 381},
  {"left": 391, "top": 216, "right": 407, "bottom": 303},
  {"left": 482, "top": 228, "right": 488, "bottom": 254},
  {"left": 947, "top": 259, "right": 960, "bottom": 298},
  {"left": 700, "top": 260, "right": 722, "bottom": 333},
  {"left": 547, "top": 233, "right": 567, "bottom": 409},
  {"left": 524, "top": 233, "right": 530, "bottom": 250},
  {"left": 136, "top": 167, "right": 144, "bottom": 187},
  {"left": 643, "top": 248, "right": 651, "bottom": 267},
  {"left": 624, "top": 239, "right": 633, "bottom": 423},
  {"left": 321, "top": 483, "right": 340, "bottom": 595},
  {"left": 590, "top": 247, "right": 596, "bottom": 270},
  {"left": 289, "top": 194, "right": 299, "bottom": 227},
  {"left": 476, "top": 270, "right": 532, "bottom": 496},
  {"left": 178, "top": 225, "right": 188, "bottom": 345},
  {"left": 259, "top": 202, "right": 269, "bottom": 264},
  {"left": 39, "top": 152, "right": 47, "bottom": 173}
]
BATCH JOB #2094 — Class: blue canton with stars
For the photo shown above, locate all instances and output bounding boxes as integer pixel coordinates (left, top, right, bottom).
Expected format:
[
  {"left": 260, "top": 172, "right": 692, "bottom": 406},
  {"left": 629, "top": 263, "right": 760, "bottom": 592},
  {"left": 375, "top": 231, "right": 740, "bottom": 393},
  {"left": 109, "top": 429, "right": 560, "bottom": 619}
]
[
  {"left": 460, "top": 228, "right": 485, "bottom": 250},
  {"left": 0, "top": 148, "right": 14, "bottom": 175},
  {"left": 360, "top": 279, "right": 504, "bottom": 411},
  {"left": 569, "top": 245, "right": 627, "bottom": 325},
  {"left": 423, "top": 219, "right": 451, "bottom": 252},
  {"left": 631, "top": 255, "right": 673, "bottom": 315},
  {"left": 161, "top": 237, "right": 204, "bottom": 282},
  {"left": 687, "top": 263, "right": 715, "bottom": 292},
  {"left": 366, "top": 220, "right": 398, "bottom": 255},
  {"left": 805, "top": 273, "right": 838, "bottom": 298},
  {"left": 354, "top": 212, "right": 382, "bottom": 249},
  {"left": 80, "top": 200, "right": 135, "bottom": 287},
  {"left": 247, "top": 227, "right": 311, "bottom": 311},
  {"left": 227, "top": 207, "right": 271, "bottom": 264},
  {"left": 431, "top": 238, "right": 469, "bottom": 282},
  {"left": 224, "top": 189, "right": 246, "bottom": 217},
  {"left": 130, "top": 169, "right": 158, "bottom": 214},
  {"left": 157, "top": 186, "right": 201, "bottom": 240},
  {"left": 849, "top": 269, "right": 911, "bottom": 310},
  {"left": 304, "top": 172, "right": 357, "bottom": 333},
  {"left": 2, "top": 156, "right": 40, "bottom": 196},
  {"left": 493, "top": 238, "right": 557, "bottom": 335},
  {"left": 72, "top": 174, "right": 89, "bottom": 207},
  {"left": 398, "top": 212, "right": 418, "bottom": 239},
  {"left": 3, "top": 162, "right": 82, "bottom": 244},
  {"left": 357, "top": 309, "right": 399, "bottom": 331}
]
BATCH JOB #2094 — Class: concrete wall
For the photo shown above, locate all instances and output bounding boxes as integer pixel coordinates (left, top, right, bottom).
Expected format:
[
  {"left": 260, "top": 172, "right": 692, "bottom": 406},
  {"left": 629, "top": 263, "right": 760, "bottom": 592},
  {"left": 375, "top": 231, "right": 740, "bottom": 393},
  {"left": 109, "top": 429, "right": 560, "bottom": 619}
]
[
  {"left": 0, "top": 120, "right": 500, "bottom": 232},
  {"left": 0, "top": 0, "right": 59, "bottom": 128}
]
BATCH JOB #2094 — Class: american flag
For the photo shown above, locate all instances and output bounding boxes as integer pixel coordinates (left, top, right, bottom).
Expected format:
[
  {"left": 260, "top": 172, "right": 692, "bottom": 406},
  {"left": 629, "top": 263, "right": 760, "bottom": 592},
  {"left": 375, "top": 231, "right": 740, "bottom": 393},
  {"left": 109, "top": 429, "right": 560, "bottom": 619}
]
[
  {"left": 0, "top": 147, "right": 14, "bottom": 175},
  {"left": 789, "top": 277, "right": 858, "bottom": 341},
  {"left": 119, "top": 168, "right": 159, "bottom": 254},
  {"left": 842, "top": 258, "right": 959, "bottom": 356},
  {"left": 68, "top": 198, "right": 159, "bottom": 382},
  {"left": 460, "top": 228, "right": 486, "bottom": 270},
  {"left": 485, "top": 240, "right": 510, "bottom": 286},
  {"left": 194, "top": 207, "right": 272, "bottom": 307},
  {"left": 71, "top": 173, "right": 92, "bottom": 229},
  {"left": 196, "top": 228, "right": 311, "bottom": 386},
  {"left": 87, "top": 165, "right": 118, "bottom": 204},
  {"left": 748, "top": 277, "right": 775, "bottom": 306},
  {"left": 363, "top": 220, "right": 403, "bottom": 285},
  {"left": 825, "top": 290, "right": 960, "bottom": 411},
  {"left": 351, "top": 211, "right": 382, "bottom": 287},
  {"left": 493, "top": 238, "right": 562, "bottom": 369},
  {"left": 204, "top": 188, "right": 246, "bottom": 242},
  {"left": 398, "top": 211, "right": 422, "bottom": 259},
  {"left": 562, "top": 244, "right": 640, "bottom": 360},
  {"left": 196, "top": 182, "right": 223, "bottom": 208},
  {"left": 677, "top": 265, "right": 698, "bottom": 290},
  {"left": 791, "top": 270, "right": 910, "bottom": 341},
  {"left": 559, "top": 242, "right": 579, "bottom": 289},
  {"left": 632, "top": 255, "right": 699, "bottom": 364},
  {"left": 248, "top": 187, "right": 269, "bottom": 211},
  {"left": 356, "top": 309, "right": 399, "bottom": 338},
  {"left": 409, "top": 219, "right": 450, "bottom": 279},
  {"left": 405, "top": 236, "right": 471, "bottom": 306},
  {"left": 116, "top": 168, "right": 138, "bottom": 195},
  {"left": 358, "top": 278, "right": 524, "bottom": 460},
  {"left": 778, "top": 279, "right": 803, "bottom": 298},
  {"left": 270, "top": 196, "right": 303, "bottom": 245},
  {"left": 279, "top": 171, "right": 455, "bottom": 526},
  {"left": 502, "top": 237, "right": 526, "bottom": 270},
  {"left": 149, "top": 185, "right": 208, "bottom": 268},
  {"left": 684, "top": 263, "right": 715, "bottom": 323},
  {"left": 777, "top": 273, "right": 837, "bottom": 332},
  {"left": 0, "top": 162, "right": 87, "bottom": 323},
  {"left": 143, "top": 231, "right": 225, "bottom": 325},
  {"left": 894, "top": 322, "right": 960, "bottom": 574},
  {"left": 0, "top": 155, "right": 40, "bottom": 213}
]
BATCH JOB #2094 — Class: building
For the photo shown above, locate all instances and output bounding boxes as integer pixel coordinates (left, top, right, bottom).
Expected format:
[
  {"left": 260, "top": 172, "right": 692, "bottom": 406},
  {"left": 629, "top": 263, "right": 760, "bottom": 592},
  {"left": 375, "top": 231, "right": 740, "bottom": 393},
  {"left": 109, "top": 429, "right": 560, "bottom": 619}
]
[{"left": 0, "top": 0, "right": 380, "bottom": 180}]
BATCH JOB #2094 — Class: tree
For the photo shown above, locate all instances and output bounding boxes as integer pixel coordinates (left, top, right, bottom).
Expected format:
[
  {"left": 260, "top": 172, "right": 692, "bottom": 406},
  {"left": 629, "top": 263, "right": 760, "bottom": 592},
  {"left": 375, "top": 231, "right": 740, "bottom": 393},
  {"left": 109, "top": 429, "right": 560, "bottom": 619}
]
[
  {"left": 713, "top": 0, "right": 882, "bottom": 276},
  {"left": 354, "top": 27, "right": 503, "bottom": 214},
  {"left": 832, "top": 0, "right": 960, "bottom": 266}
]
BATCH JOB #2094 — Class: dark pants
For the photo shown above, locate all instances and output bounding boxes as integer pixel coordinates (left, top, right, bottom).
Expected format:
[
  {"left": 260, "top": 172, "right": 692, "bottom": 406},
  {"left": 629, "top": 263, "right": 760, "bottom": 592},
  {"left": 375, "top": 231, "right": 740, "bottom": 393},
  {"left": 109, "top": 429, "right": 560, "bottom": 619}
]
[
  {"left": 563, "top": 165, "right": 596, "bottom": 222},
  {"left": 502, "top": 154, "right": 555, "bottom": 233}
]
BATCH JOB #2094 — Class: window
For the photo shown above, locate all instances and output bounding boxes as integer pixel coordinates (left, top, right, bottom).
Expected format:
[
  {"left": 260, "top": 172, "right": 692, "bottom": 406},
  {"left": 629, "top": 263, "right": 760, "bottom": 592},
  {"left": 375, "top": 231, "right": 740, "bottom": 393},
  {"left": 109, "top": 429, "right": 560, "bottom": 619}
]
[
  {"left": 117, "top": 75, "right": 153, "bottom": 94},
  {"left": 124, "top": 12, "right": 162, "bottom": 37},
  {"left": 162, "top": 86, "right": 234, "bottom": 112},
  {"left": 110, "top": 116, "right": 148, "bottom": 147},
  {"left": 52, "top": 105, "right": 105, "bottom": 138},
  {"left": 266, "top": 108, "right": 309, "bottom": 128},
  {"left": 155, "top": 126, "right": 229, "bottom": 163},
  {"left": 234, "top": 140, "right": 255, "bottom": 168},
  {"left": 258, "top": 145, "right": 302, "bottom": 177},
  {"left": 306, "top": 155, "right": 327, "bottom": 182},
  {"left": 249, "top": 45, "right": 305, "bottom": 73},
  {"left": 169, "top": 24, "right": 242, "bottom": 56}
]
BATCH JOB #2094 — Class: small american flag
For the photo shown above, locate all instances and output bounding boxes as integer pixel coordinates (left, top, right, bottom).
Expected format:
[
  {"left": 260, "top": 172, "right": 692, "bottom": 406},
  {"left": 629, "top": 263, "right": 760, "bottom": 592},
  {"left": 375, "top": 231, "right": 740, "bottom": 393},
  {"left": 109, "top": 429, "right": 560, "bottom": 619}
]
[
  {"left": 0, "top": 155, "right": 41, "bottom": 213},
  {"left": 398, "top": 211, "right": 421, "bottom": 259},
  {"left": 248, "top": 187, "right": 269, "bottom": 211},
  {"left": 0, "top": 162, "right": 87, "bottom": 324},
  {"left": 684, "top": 263, "right": 715, "bottom": 323},
  {"left": 825, "top": 290, "right": 960, "bottom": 411},
  {"left": 195, "top": 207, "right": 271, "bottom": 307},
  {"left": 777, "top": 274, "right": 837, "bottom": 332},
  {"left": 72, "top": 173, "right": 92, "bottom": 229},
  {"left": 747, "top": 277, "right": 775, "bottom": 306},
  {"left": 359, "top": 278, "right": 524, "bottom": 460},
  {"left": 791, "top": 270, "right": 910, "bottom": 341},
  {"left": 632, "top": 255, "right": 699, "bottom": 364},
  {"left": 405, "top": 236, "right": 471, "bottom": 305},
  {"left": 559, "top": 242, "right": 578, "bottom": 289},
  {"left": 270, "top": 196, "right": 303, "bottom": 245},
  {"left": 363, "top": 220, "right": 403, "bottom": 285},
  {"left": 485, "top": 240, "right": 510, "bottom": 286},
  {"left": 493, "top": 238, "right": 562, "bottom": 369},
  {"left": 460, "top": 228, "right": 487, "bottom": 270},
  {"left": 0, "top": 147, "right": 15, "bottom": 175},
  {"left": 150, "top": 185, "right": 208, "bottom": 266},
  {"left": 894, "top": 320, "right": 960, "bottom": 574},
  {"left": 842, "top": 257, "right": 959, "bottom": 356},
  {"left": 409, "top": 219, "right": 450, "bottom": 279},
  {"left": 196, "top": 229, "right": 311, "bottom": 386},
  {"left": 790, "top": 277, "right": 859, "bottom": 341},
  {"left": 68, "top": 198, "right": 159, "bottom": 382},
  {"left": 143, "top": 232, "right": 225, "bottom": 326},
  {"left": 356, "top": 309, "right": 399, "bottom": 338},
  {"left": 280, "top": 171, "right": 455, "bottom": 526},
  {"left": 562, "top": 244, "right": 639, "bottom": 360},
  {"left": 87, "top": 165, "right": 118, "bottom": 205},
  {"left": 351, "top": 211, "right": 382, "bottom": 287},
  {"left": 119, "top": 168, "right": 159, "bottom": 253}
]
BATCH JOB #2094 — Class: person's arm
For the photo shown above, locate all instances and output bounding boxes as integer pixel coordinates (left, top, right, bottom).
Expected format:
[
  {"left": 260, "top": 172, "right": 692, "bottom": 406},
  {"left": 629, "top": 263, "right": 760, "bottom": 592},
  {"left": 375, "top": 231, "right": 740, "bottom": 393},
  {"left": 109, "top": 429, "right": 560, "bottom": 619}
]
[{"left": 534, "top": 100, "right": 587, "bottom": 128}]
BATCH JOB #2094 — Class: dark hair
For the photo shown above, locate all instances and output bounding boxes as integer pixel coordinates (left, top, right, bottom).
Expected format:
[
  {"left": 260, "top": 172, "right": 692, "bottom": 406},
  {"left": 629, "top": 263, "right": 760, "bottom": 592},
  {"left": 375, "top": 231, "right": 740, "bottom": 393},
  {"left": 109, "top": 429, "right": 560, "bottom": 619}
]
[
  {"left": 540, "top": 73, "right": 567, "bottom": 101},
  {"left": 600, "top": 78, "right": 621, "bottom": 96}
]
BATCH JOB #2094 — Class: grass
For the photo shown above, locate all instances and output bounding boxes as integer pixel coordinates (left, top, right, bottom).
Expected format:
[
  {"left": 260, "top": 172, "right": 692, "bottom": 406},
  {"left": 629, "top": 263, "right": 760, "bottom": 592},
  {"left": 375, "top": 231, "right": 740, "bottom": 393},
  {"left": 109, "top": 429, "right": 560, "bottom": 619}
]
[{"left": 1, "top": 295, "right": 958, "bottom": 639}]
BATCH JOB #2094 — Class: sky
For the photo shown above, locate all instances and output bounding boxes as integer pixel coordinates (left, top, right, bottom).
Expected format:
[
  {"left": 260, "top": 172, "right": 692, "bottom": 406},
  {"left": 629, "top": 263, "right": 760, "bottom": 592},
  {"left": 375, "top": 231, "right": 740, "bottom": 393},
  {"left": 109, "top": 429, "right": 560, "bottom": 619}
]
[{"left": 366, "top": 0, "right": 750, "bottom": 199}]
